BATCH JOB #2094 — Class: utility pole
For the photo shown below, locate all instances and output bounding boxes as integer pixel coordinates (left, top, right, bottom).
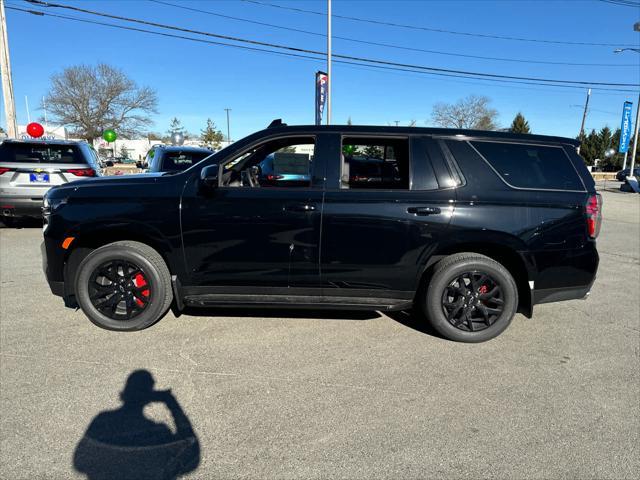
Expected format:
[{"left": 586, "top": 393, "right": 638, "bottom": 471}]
[
  {"left": 326, "top": 0, "right": 332, "bottom": 125},
  {"left": 0, "top": 0, "right": 17, "bottom": 138},
  {"left": 579, "top": 88, "right": 591, "bottom": 140},
  {"left": 25, "top": 95, "right": 30, "bottom": 123},
  {"left": 224, "top": 108, "right": 231, "bottom": 143}
]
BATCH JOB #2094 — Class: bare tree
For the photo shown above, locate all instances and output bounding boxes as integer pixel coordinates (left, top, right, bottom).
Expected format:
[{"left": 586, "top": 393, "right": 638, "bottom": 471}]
[
  {"left": 43, "top": 64, "right": 158, "bottom": 142},
  {"left": 430, "top": 95, "right": 498, "bottom": 130}
]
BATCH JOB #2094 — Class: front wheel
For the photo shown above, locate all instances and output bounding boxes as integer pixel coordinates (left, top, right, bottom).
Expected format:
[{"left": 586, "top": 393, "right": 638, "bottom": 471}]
[
  {"left": 423, "top": 253, "right": 518, "bottom": 343},
  {"left": 74, "top": 241, "right": 173, "bottom": 331}
]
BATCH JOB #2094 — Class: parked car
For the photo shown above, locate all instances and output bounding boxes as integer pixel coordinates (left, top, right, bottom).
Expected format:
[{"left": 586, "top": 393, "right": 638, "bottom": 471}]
[
  {"left": 258, "top": 152, "right": 311, "bottom": 186},
  {"left": 138, "top": 146, "right": 214, "bottom": 173},
  {"left": 1, "top": 139, "right": 100, "bottom": 226},
  {"left": 99, "top": 157, "right": 114, "bottom": 168},
  {"left": 615, "top": 167, "right": 640, "bottom": 181},
  {"left": 42, "top": 122, "right": 601, "bottom": 342}
]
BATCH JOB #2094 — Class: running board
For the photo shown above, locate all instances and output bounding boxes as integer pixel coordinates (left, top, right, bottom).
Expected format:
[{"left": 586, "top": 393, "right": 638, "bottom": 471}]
[{"left": 182, "top": 293, "right": 413, "bottom": 311}]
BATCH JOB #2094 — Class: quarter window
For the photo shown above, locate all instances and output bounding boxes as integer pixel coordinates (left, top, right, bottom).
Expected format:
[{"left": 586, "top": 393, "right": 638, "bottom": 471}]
[
  {"left": 470, "top": 141, "right": 583, "bottom": 191},
  {"left": 341, "top": 137, "right": 409, "bottom": 189}
]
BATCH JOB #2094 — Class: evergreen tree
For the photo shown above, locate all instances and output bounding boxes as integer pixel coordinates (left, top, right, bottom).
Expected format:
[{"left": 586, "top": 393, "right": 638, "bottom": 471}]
[
  {"left": 510, "top": 112, "right": 531, "bottom": 134},
  {"left": 579, "top": 129, "right": 600, "bottom": 166},
  {"left": 347, "top": 116, "right": 353, "bottom": 126},
  {"left": 363, "top": 145, "right": 383, "bottom": 159},
  {"left": 166, "top": 117, "right": 185, "bottom": 136},
  {"left": 200, "top": 119, "right": 224, "bottom": 149},
  {"left": 577, "top": 126, "right": 637, "bottom": 168},
  {"left": 119, "top": 145, "right": 129, "bottom": 159}
]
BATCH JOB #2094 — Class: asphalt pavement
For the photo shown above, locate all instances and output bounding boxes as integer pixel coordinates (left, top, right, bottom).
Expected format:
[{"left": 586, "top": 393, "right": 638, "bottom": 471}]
[{"left": 1, "top": 188, "right": 638, "bottom": 479}]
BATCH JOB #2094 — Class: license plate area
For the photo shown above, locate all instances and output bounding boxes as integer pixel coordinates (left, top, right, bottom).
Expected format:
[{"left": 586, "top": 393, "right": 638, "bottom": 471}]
[{"left": 29, "top": 173, "right": 50, "bottom": 183}]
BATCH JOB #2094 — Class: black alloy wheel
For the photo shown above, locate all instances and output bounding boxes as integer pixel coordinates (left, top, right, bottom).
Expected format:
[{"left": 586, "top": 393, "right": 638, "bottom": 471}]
[
  {"left": 441, "top": 271, "right": 504, "bottom": 332},
  {"left": 88, "top": 260, "right": 152, "bottom": 320}
]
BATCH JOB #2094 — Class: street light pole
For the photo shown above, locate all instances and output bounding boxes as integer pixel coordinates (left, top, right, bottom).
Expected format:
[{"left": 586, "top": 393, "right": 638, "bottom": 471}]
[
  {"left": 326, "top": 0, "right": 332, "bottom": 125},
  {"left": 0, "top": 0, "right": 17, "bottom": 138}
]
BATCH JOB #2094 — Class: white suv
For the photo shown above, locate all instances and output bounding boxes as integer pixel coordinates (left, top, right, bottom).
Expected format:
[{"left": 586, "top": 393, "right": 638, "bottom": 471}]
[{"left": 0, "top": 139, "right": 101, "bottom": 226}]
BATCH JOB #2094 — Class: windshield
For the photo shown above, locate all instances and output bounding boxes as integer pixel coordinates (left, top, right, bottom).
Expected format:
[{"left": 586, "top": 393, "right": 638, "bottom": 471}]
[
  {"left": 0, "top": 142, "right": 85, "bottom": 164},
  {"left": 272, "top": 152, "right": 310, "bottom": 175},
  {"left": 160, "top": 150, "right": 212, "bottom": 171}
]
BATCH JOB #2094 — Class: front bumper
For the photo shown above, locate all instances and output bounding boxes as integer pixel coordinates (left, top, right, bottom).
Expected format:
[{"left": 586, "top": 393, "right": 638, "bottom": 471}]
[{"left": 41, "top": 240, "right": 65, "bottom": 298}]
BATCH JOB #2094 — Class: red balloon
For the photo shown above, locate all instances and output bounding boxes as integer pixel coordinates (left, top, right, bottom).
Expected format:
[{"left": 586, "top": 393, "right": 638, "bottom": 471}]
[{"left": 26, "top": 122, "right": 44, "bottom": 138}]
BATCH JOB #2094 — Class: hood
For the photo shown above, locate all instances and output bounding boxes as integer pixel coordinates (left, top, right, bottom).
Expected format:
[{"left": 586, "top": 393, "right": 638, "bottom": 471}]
[{"left": 46, "top": 172, "right": 173, "bottom": 199}]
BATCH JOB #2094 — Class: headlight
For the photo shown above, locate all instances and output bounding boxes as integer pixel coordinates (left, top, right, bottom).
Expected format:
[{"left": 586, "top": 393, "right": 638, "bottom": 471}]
[{"left": 42, "top": 196, "right": 68, "bottom": 215}]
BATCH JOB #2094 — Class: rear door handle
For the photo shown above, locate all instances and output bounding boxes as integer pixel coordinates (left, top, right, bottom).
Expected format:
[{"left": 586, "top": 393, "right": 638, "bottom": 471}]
[
  {"left": 407, "top": 206, "right": 441, "bottom": 216},
  {"left": 285, "top": 203, "right": 316, "bottom": 213}
]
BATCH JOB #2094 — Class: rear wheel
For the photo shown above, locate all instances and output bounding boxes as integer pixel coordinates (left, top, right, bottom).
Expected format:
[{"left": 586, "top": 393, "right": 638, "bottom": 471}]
[
  {"left": 74, "top": 241, "right": 173, "bottom": 331},
  {"left": 423, "top": 253, "right": 518, "bottom": 342}
]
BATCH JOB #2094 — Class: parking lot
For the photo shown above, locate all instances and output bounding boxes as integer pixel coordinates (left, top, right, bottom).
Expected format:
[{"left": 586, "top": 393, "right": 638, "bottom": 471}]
[{"left": 0, "top": 188, "right": 638, "bottom": 479}]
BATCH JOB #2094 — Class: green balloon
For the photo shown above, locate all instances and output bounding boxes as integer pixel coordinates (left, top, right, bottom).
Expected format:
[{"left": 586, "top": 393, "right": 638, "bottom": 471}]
[
  {"left": 342, "top": 144, "right": 356, "bottom": 156},
  {"left": 102, "top": 129, "right": 117, "bottom": 142}
]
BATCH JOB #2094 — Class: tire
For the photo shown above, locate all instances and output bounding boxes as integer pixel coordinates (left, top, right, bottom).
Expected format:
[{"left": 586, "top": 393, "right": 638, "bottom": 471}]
[
  {"left": 422, "top": 253, "right": 518, "bottom": 343},
  {"left": 74, "top": 241, "right": 173, "bottom": 331}
]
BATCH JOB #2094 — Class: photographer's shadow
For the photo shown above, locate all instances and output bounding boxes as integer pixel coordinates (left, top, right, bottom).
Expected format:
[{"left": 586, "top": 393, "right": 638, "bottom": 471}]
[{"left": 73, "top": 370, "right": 200, "bottom": 480}]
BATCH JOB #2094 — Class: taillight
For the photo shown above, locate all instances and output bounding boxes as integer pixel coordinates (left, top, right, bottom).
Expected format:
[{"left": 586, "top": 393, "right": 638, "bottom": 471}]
[
  {"left": 266, "top": 174, "right": 284, "bottom": 181},
  {"left": 585, "top": 194, "right": 602, "bottom": 239},
  {"left": 0, "top": 167, "right": 13, "bottom": 175},
  {"left": 65, "top": 168, "right": 96, "bottom": 177}
]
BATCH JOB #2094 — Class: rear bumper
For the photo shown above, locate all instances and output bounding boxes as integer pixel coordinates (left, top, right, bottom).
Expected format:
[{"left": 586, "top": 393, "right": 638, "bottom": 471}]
[
  {"left": 0, "top": 196, "right": 43, "bottom": 218},
  {"left": 533, "top": 282, "right": 593, "bottom": 305}
]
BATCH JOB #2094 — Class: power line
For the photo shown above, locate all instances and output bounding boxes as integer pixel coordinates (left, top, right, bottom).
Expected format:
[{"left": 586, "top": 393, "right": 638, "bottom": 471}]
[
  {"left": 240, "top": 0, "right": 637, "bottom": 48},
  {"left": 149, "top": 0, "right": 637, "bottom": 68},
  {"left": 7, "top": 4, "right": 637, "bottom": 95},
  {"left": 20, "top": 0, "right": 640, "bottom": 88},
  {"left": 596, "top": 0, "right": 640, "bottom": 7}
]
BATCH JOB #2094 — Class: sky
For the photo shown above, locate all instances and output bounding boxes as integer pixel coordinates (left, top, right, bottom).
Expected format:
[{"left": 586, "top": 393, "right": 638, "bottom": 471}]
[{"left": 2, "top": 0, "right": 640, "bottom": 140}]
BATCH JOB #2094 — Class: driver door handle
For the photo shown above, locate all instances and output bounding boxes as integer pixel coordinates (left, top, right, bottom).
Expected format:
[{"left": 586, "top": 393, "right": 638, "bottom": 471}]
[
  {"left": 285, "top": 203, "right": 316, "bottom": 213},
  {"left": 407, "top": 206, "right": 441, "bottom": 216}
]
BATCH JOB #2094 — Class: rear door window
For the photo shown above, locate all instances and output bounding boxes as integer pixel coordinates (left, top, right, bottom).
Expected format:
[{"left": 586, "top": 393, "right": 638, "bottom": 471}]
[
  {"left": 341, "top": 137, "right": 410, "bottom": 189},
  {"left": 0, "top": 142, "right": 85, "bottom": 164},
  {"left": 470, "top": 141, "right": 583, "bottom": 191}
]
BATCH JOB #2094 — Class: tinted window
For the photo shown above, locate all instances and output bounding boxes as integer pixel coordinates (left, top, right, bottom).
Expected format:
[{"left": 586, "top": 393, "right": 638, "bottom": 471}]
[
  {"left": 0, "top": 142, "right": 85, "bottom": 164},
  {"left": 158, "top": 150, "right": 211, "bottom": 172},
  {"left": 471, "top": 141, "right": 583, "bottom": 190},
  {"left": 341, "top": 137, "right": 409, "bottom": 189}
]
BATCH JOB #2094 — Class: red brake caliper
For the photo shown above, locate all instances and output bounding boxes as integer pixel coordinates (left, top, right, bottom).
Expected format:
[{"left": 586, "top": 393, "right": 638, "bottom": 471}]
[
  {"left": 133, "top": 273, "right": 150, "bottom": 307},
  {"left": 478, "top": 284, "right": 488, "bottom": 295}
]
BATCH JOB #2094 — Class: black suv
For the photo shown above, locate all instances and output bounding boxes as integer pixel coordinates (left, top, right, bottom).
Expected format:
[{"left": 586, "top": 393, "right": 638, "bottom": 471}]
[
  {"left": 42, "top": 123, "right": 601, "bottom": 342},
  {"left": 139, "top": 145, "right": 214, "bottom": 173}
]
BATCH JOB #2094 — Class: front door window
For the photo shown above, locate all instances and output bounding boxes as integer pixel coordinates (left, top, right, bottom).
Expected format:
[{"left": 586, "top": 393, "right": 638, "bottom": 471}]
[{"left": 222, "top": 137, "right": 315, "bottom": 189}]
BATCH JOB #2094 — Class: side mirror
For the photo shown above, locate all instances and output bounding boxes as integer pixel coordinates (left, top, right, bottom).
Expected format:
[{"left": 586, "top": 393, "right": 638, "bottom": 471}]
[{"left": 200, "top": 164, "right": 219, "bottom": 189}]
